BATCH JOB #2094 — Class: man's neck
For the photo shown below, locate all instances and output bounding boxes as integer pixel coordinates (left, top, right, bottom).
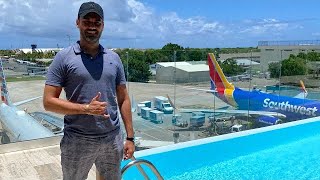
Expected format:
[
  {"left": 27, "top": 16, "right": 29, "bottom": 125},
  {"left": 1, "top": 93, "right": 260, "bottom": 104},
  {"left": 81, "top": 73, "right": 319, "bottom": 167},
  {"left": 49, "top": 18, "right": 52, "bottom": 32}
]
[{"left": 79, "top": 40, "right": 100, "bottom": 57}]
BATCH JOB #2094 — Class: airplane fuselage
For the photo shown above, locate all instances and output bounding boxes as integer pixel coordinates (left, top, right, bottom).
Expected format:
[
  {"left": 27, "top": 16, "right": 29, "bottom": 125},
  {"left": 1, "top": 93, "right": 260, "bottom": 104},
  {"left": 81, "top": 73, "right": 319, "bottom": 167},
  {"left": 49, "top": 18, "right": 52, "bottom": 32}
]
[
  {"left": 0, "top": 103, "right": 54, "bottom": 142},
  {"left": 207, "top": 52, "right": 319, "bottom": 124},
  {"left": 222, "top": 88, "right": 320, "bottom": 121}
]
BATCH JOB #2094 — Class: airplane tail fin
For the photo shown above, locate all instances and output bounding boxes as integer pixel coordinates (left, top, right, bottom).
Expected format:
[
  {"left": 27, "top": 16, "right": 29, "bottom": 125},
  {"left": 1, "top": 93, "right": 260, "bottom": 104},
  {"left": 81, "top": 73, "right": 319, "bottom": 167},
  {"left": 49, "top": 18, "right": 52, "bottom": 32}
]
[
  {"left": 207, "top": 53, "right": 234, "bottom": 91},
  {"left": 0, "top": 60, "right": 12, "bottom": 106},
  {"left": 208, "top": 53, "right": 238, "bottom": 107}
]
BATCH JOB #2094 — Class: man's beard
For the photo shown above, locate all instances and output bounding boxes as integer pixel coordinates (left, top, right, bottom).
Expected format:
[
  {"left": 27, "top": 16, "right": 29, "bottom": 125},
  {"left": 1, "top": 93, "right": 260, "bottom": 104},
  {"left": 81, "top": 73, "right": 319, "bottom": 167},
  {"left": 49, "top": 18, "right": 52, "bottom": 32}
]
[{"left": 82, "top": 30, "right": 102, "bottom": 44}]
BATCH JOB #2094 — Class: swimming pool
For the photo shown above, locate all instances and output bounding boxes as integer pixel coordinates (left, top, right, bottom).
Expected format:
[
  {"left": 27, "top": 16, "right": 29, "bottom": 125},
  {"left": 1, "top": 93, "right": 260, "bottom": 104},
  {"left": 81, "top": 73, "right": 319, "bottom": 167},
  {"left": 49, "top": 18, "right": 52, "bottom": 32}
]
[{"left": 121, "top": 117, "right": 320, "bottom": 179}]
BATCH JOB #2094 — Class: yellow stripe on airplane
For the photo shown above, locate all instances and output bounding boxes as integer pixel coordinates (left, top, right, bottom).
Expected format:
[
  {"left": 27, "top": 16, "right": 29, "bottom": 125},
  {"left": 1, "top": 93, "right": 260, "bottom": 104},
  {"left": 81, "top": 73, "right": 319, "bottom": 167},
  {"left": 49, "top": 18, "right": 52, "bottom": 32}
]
[{"left": 224, "top": 88, "right": 238, "bottom": 107}]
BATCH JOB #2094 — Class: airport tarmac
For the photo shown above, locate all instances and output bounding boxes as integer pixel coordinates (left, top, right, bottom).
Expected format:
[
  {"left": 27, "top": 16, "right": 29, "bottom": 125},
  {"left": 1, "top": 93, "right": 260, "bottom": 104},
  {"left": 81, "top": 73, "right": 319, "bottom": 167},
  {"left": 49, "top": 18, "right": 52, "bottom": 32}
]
[
  {"left": 1, "top": 75, "right": 283, "bottom": 146},
  {"left": 0, "top": 74, "right": 282, "bottom": 146},
  {"left": 1, "top": 80, "right": 230, "bottom": 145},
  {"left": 0, "top": 78, "right": 280, "bottom": 179}
]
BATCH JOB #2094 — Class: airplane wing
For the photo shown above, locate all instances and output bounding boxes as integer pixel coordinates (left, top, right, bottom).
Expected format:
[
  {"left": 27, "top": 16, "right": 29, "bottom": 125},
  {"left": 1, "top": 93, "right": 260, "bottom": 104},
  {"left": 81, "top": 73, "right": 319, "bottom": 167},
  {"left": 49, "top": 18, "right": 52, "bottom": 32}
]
[
  {"left": 183, "top": 87, "right": 217, "bottom": 93},
  {"left": 13, "top": 96, "right": 42, "bottom": 106},
  {"left": 179, "top": 108, "right": 286, "bottom": 119},
  {"left": 30, "top": 112, "right": 64, "bottom": 133}
]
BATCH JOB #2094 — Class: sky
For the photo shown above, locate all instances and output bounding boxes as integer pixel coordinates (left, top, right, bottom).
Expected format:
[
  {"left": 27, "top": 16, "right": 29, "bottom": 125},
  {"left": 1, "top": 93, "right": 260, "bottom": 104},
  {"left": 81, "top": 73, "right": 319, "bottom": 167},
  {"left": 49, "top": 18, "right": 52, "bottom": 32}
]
[{"left": 0, "top": 0, "right": 319, "bottom": 49}]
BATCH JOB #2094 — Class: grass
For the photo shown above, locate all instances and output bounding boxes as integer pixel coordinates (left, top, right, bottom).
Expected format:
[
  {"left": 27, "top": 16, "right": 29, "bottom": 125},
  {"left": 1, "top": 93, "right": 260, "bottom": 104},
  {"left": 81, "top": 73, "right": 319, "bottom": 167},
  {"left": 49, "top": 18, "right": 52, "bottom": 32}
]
[{"left": 6, "top": 76, "right": 46, "bottom": 82}]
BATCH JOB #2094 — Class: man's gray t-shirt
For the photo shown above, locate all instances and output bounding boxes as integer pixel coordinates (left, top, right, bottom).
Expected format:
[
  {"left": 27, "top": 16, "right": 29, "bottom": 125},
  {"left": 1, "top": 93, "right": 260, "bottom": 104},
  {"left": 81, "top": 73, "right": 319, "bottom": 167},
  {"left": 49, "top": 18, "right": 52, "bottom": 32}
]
[{"left": 46, "top": 42, "right": 126, "bottom": 137}]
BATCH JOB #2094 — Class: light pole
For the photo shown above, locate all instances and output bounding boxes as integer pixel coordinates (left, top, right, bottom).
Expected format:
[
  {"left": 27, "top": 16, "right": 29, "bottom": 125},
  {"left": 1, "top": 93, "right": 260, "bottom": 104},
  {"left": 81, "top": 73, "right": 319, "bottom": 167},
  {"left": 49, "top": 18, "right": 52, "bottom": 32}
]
[
  {"left": 173, "top": 50, "right": 176, "bottom": 116},
  {"left": 279, "top": 50, "right": 282, "bottom": 95},
  {"left": 247, "top": 50, "right": 253, "bottom": 122},
  {"left": 173, "top": 50, "right": 179, "bottom": 143},
  {"left": 126, "top": 51, "right": 129, "bottom": 93}
]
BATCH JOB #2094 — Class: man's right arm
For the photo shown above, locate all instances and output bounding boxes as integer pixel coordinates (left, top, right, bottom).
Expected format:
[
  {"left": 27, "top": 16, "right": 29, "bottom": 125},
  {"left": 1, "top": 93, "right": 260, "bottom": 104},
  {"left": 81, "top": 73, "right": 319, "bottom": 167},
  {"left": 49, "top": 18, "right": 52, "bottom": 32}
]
[
  {"left": 43, "top": 85, "right": 109, "bottom": 117},
  {"left": 43, "top": 85, "right": 88, "bottom": 115}
]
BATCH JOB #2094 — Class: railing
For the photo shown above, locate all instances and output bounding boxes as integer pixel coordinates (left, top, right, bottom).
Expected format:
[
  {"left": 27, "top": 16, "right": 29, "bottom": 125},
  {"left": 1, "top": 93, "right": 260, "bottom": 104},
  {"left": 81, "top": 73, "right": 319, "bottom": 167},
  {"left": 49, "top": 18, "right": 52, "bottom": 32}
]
[
  {"left": 121, "top": 156, "right": 164, "bottom": 180},
  {"left": 258, "top": 40, "right": 320, "bottom": 46}
]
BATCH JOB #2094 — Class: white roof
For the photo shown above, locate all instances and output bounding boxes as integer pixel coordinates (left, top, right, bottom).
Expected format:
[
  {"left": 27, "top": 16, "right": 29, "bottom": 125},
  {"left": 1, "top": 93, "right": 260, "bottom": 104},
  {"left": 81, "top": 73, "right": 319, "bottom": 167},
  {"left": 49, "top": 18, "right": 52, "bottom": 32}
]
[
  {"left": 35, "top": 58, "right": 53, "bottom": 62},
  {"left": 235, "top": 59, "right": 260, "bottom": 66},
  {"left": 19, "top": 48, "right": 63, "bottom": 54},
  {"left": 176, "top": 64, "right": 209, "bottom": 72},
  {"left": 157, "top": 62, "right": 191, "bottom": 67}
]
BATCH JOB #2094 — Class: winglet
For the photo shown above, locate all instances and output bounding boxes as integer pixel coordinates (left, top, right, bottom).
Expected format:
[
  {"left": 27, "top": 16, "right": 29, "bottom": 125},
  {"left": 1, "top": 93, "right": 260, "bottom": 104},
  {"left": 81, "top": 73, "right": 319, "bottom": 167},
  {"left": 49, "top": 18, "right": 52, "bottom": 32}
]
[
  {"left": 294, "top": 80, "right": 308, "bottom": 99},
  {"left": 300, "top": 80, "right": 307, "bottom": 94},
  {"left": 0, "top": 59, "right": 12, "bottom": 106}
]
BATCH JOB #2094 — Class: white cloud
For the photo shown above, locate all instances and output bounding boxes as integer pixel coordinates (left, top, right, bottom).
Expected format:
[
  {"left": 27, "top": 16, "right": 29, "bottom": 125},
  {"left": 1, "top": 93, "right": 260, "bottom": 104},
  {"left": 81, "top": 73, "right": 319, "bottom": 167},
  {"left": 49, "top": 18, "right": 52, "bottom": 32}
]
[
  {"left": 158, "top": 12, "right": 224, "bottom": 36},
  {"left": 0, "top": 0, "right": 135, "bottom": 37},
  {"left": 312, "top": 32, "right": 320, "bottom": 36},
  {"left": 0, "top": 0, "right": 315, "bottom": 48},
  {"left": 240, "top": 18, "right": 291, "bottom": 35}
]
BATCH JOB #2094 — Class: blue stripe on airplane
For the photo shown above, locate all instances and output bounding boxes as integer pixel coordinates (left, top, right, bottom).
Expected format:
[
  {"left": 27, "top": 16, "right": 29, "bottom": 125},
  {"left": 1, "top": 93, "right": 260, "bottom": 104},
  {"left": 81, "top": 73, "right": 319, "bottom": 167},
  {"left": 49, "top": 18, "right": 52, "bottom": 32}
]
[{"left": 232, "top": 88, "right": 319, "bottom": 120}]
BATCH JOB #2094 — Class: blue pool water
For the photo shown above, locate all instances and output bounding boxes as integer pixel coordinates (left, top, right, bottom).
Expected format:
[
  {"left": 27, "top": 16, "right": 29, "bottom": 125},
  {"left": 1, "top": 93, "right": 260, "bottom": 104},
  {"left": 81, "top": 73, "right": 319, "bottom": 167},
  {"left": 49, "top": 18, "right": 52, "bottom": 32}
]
[
  {"left": 122, "top": 118, "right": 320, "bottom": 180},
  {"left": 170, "top": 135, "right": 320, "bottom": 180}
]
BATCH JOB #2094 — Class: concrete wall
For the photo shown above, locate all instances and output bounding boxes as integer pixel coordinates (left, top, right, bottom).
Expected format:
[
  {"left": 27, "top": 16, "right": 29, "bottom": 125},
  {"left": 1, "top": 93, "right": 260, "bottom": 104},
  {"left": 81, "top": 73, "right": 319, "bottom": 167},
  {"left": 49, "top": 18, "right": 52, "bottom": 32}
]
[
  {"left": 155, "top": 66, "right": 175, "bottom": 84},
  {"left": 156, "top": 67, "right": 209, "bottom": 84},
  {"left": 258, "top": 45, "right": 320, "bottom": 72},
  {"left": 218, "top": 52, "right": 260, "bottom": 62}
]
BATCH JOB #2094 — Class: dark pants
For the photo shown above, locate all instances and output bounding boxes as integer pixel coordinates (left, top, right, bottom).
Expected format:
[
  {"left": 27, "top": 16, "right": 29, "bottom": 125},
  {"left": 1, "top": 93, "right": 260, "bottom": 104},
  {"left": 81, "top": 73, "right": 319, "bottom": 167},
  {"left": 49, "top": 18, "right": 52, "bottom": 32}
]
[{"left": 60, "top": 130, "right": 123, "bottom": 180}]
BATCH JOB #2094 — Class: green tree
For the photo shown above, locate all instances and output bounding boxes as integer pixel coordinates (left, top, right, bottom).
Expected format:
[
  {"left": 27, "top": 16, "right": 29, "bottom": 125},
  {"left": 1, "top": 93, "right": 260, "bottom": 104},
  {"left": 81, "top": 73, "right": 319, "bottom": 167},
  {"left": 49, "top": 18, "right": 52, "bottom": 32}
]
[
  {"left": 184, "top": 48, "right": 203, "bottom": 61},
  {"left": 297, "top": 52, "right": 307, "bottom": 59},
  {"left": 269, "top": 62, "right": 281, "bottom": 78},
  {"left": 269, "top": 56, "right": 307, "bottom": 78},
  {"left": 161, "top": 43, "right": 184, "bottom": 61},
  {"left": 281, "top": 56, "right": 307, "bottom": 76},
  {"left": 144, "top": 49, "right": 165, "bottom": 64},
  {"left": 116, "top": 49, "right": 151, "bottom": 83},
  {"left": 220, "top": 58, "right": 245, "bottom": 76},
  {"left": 306, "top": 52, "right": 320, "bottom": 61}
]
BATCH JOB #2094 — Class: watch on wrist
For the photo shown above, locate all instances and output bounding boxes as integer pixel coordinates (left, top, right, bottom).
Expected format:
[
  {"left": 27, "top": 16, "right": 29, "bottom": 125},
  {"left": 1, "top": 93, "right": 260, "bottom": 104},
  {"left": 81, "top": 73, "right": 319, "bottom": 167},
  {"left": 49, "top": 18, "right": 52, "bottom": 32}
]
[{"left": 126, "top": 137, "right": 135, "bottom": 143}]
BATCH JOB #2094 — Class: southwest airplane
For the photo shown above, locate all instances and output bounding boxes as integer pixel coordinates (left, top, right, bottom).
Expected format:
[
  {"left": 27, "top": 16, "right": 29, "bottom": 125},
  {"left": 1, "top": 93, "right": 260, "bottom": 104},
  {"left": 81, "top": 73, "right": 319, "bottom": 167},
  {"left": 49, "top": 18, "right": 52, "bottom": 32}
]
[
  {"left": 182, "top": 53, "right": 320, "bottom": 125},
  {"left": 0, "top": 60, "right": 56, "bottom": 144}
]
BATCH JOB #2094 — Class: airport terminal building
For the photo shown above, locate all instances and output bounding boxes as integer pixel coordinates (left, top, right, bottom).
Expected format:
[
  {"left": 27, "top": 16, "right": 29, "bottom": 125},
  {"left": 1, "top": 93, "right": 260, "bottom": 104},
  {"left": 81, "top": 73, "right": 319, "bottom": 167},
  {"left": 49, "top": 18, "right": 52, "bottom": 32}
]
[{"left": 258, "top": 40, "right": 320, "bottom": 72}]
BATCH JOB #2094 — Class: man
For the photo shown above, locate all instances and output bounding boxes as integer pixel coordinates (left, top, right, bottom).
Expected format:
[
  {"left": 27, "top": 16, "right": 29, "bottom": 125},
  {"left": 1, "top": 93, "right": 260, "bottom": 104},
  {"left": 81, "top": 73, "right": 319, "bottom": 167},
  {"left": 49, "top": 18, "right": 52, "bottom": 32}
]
[{"left": 43, "top": 2, "right": 134, "bottom": 180}]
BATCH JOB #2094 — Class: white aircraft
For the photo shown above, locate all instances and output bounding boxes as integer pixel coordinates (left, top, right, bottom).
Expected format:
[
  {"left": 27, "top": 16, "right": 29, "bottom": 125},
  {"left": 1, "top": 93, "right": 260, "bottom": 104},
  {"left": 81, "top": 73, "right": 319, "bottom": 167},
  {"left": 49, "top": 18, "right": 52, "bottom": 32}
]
[
  {"left": 175, "top": 53, "right": 316, "bottom": 125},
  {"left": 0, "top": 60, "right": 59, "bottom": 144}
]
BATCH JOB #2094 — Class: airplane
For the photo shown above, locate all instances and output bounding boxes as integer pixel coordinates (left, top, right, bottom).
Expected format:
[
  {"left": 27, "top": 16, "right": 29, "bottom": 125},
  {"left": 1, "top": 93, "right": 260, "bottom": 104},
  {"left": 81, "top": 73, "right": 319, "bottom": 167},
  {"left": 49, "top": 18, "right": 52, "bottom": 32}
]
[
  {"left": 179, "top": 53, "right": 320, "bottom": 125},
  {"left": 0, "top": 59, "right": 60, "bottom": 144}
]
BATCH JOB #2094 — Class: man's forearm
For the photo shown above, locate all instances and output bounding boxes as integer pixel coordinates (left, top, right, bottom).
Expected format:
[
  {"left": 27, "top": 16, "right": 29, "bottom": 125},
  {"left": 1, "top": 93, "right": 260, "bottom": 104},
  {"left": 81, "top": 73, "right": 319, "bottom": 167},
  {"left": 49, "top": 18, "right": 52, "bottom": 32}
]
[
  {"left": 119, "top": 98, "right": 134, "bottom": 137},
  {"left": 44, "top": 97, "right": 87, "bottom": 115}
]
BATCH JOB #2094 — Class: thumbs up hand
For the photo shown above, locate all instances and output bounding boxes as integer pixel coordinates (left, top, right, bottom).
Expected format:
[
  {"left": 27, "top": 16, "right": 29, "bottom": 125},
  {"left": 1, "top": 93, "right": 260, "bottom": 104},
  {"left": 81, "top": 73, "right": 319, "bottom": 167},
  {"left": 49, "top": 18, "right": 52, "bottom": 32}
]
[{"left": 84, "top": 92, "right": 110, "bottom": 118}]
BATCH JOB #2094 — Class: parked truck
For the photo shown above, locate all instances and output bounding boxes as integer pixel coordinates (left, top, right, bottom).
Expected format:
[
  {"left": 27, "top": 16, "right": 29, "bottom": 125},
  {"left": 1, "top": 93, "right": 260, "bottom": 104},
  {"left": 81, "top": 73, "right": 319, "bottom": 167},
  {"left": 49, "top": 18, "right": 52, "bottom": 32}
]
[
  {"left": 137, "top": 104, "right": 145, "bottom": 116},
  {"left": 140, "top": 100, "right": 152, "bottom": 108},
  {"left": 149, "top": 110, "right": 164, "bottom": 124},
  {"left": 141, "top": 107, "right": 152, "bottom": 120},
  {"left": 172, "top": 114, "right": 188, "bottom": 127},
  {"left": 153, "top": 96, "right": 173, "bottom": 114},
  {"left": 189, "top": 112, "right": 205, "bottom": 128}
]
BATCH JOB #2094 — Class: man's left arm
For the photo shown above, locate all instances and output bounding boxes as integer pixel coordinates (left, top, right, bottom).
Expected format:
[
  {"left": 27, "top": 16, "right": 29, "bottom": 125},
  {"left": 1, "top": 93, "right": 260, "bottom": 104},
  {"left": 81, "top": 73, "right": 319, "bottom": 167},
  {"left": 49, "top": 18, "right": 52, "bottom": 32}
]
[{"left": 116, "top": 84, "right": 135, "bottom": 159}]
